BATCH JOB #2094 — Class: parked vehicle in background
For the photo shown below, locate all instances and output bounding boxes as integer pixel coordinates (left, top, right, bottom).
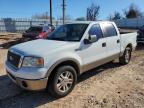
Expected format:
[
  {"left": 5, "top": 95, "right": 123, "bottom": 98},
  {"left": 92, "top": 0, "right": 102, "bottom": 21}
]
[
  {"left": 137, "top": 25, "right": 144, "bottom": 43},
  {"left": 5, "top": 21, "right": 137, "bottom": 98},
  {"left": 22, "top": 24, "right": 55, "bottom": 40}
]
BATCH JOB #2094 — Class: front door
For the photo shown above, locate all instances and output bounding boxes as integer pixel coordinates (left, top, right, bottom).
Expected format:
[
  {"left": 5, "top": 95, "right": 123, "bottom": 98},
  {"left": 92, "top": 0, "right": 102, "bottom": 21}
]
[{"left": 77, "top": 24, "right": 107, "bottom": 72}]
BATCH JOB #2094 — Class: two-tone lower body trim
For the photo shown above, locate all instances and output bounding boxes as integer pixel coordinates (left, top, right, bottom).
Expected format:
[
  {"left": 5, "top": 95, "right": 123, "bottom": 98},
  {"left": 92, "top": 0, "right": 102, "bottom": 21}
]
[
  {"left": 7, "top": 70, "right": 48, "bottom": 91},
  {"left": 82, "top": 53, "right": 120, "bottom": 73}
]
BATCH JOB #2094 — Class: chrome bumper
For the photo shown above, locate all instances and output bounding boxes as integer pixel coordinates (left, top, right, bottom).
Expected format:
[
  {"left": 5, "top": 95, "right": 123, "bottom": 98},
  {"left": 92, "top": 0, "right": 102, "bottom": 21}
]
[{"left": 7, "top": 70, "right": 48, "bottom": 91}]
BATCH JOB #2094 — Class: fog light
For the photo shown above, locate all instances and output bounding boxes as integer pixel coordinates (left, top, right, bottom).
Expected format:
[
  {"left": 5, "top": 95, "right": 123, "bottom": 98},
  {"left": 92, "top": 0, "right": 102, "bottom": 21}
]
[{"left": 21, "top": 81, "right": 28, "bottom": 88}]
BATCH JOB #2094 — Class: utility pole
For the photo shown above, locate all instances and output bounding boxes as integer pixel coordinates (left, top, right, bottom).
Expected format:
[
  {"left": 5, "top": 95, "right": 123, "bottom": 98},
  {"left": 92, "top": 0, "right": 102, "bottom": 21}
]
[
  {"left": 50, "top": 0, "right": 52, "bottom": 25},
  {"left": 62, "top": 0, "right": 66, "bottom": 24}
]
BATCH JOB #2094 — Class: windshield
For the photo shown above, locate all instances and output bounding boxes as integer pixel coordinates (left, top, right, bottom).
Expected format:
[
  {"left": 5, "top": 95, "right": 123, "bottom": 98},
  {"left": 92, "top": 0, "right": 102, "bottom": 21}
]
[{"left": 47, "top": 24, "right": 88, "bottom": 42}]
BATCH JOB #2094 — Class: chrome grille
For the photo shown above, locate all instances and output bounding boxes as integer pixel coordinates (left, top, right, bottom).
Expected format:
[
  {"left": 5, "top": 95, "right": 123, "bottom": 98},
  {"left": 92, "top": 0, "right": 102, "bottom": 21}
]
[{"left": 7, "top": 51, "right": 21, "bottom": 68}]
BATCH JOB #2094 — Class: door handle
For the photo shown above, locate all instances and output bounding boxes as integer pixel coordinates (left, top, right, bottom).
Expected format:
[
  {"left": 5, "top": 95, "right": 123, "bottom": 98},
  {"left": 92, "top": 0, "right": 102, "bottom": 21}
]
[
  {"left": 117, "top": 39, "right": 120, "bottom": 43},
  {"left": 102, "top": 42, "right": 106, "bottom": 47}
]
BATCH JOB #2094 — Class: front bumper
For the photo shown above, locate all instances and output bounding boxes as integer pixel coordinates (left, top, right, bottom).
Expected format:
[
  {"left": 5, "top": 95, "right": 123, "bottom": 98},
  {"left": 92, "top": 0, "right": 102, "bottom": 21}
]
[
  {"left": 5, "top": 61, "right": 48, "bottom": 90},
  {"left": 7, "top": 70, "right": 48, "bottom": 90}
]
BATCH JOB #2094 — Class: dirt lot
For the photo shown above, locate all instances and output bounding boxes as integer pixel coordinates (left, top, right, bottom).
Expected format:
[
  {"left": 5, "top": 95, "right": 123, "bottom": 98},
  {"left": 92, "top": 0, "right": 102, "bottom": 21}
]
[{"left": 0, "top": 35, "right": 144, "bottom": 108}]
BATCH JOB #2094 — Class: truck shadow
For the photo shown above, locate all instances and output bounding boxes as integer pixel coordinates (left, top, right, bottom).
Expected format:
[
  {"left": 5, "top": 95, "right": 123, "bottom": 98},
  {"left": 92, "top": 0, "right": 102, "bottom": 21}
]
[
  {"left": 78, "top": 62, "right": 121, "bottom": 83},
  {"left": 0, "top": 75, "right": 56, "bottom": 108},
  {"left": 0, "top": 62, "right": 122, "bottom": 108},
  {"left": 136, "top": 43, "right": 144, "bottom": 50}
]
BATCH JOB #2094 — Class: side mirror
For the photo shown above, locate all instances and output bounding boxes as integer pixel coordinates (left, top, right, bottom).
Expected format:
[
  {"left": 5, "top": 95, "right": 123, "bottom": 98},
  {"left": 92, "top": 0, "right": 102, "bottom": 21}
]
[{"left": 84, "top": 35, "right": 97, "bottom": 44}]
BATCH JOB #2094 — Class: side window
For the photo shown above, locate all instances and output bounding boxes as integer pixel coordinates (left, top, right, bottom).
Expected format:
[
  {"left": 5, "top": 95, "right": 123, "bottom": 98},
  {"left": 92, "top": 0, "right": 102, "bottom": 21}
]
[
  {"left": 104, "top": 23, "right": 117, "bottom": 37},
  {"left": 89, "top": 24, "right": 103, "bottom": 39}
]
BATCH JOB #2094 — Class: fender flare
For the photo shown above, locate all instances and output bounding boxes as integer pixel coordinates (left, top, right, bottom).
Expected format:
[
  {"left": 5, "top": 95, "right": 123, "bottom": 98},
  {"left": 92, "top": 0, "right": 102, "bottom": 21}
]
[{"left": 45, "top": 58, "right": 82, "bottom": 78}]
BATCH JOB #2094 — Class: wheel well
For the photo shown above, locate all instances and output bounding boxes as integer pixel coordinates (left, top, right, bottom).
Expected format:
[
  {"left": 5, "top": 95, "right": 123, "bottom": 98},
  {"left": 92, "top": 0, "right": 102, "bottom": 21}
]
[
  {"left": 47, "top": 60, "right": 80, "bottom": 84},
  {"left": 126, "top": 43, "right": 132, "bottom": 51}
]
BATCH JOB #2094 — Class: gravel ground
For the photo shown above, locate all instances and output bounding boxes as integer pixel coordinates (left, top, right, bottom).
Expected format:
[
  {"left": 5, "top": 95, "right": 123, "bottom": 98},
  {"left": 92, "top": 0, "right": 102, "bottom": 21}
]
[{"left": 0, "top": 36, "right": 144, "bottom": 108}]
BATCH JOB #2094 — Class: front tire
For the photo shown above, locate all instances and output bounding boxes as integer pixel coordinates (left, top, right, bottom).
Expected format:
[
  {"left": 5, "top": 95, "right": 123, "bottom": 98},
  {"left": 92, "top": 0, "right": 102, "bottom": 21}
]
[
  {"left": 47, "top": 66, "right": 77, "bottom": 98},
  {"left": 119, "top": 47, "right": 132, "bottom": 65}
]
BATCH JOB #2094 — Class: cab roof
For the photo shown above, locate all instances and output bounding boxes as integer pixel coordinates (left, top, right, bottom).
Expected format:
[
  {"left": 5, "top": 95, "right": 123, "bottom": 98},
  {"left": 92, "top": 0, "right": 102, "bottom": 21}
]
[{"left": 66, "top": 21, "right": 114, "bottom": 25}]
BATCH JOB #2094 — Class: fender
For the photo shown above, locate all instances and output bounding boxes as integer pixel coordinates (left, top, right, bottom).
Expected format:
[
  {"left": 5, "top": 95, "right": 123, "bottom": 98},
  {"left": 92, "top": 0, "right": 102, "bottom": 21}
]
[{"left": 45, "top": 58, "right": 82, "bottom": 78}]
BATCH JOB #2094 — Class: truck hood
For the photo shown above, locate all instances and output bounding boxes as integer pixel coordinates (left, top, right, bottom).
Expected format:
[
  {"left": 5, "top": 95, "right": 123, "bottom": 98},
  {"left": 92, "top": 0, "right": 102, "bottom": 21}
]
[{"left": 11, "top": 39, "right": 79, "bottom": 56}]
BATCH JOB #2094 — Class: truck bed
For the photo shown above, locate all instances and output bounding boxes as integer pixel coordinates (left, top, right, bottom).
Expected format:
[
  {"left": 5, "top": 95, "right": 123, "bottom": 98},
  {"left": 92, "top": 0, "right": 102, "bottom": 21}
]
[
  {"left": 119, "top": 29, "right": 138, "bottom": 34},
  {"left": 120, "top": 31, "right": 137, "bottom": 56}
]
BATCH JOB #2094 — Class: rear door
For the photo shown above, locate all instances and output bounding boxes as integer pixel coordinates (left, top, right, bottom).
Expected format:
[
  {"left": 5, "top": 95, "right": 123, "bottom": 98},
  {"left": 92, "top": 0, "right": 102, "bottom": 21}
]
[{"left": 101, "top": 22, "right": 120, "bottom": 58}]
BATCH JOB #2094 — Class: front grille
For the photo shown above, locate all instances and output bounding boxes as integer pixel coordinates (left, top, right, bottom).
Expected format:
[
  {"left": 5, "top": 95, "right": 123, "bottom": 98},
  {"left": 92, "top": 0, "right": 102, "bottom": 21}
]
[{"left": 7, "top": 51, "right": 21, "bottom": 68}]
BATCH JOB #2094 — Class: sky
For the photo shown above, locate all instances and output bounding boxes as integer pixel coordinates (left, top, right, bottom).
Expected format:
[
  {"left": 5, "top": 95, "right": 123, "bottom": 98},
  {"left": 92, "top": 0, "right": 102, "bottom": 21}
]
[{"left": 0, "top": 0, "right": 144, "bottom": 20}]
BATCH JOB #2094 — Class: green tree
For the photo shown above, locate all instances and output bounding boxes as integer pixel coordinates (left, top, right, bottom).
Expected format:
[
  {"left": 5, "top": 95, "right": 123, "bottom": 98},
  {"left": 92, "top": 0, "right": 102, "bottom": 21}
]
[
  {"left": 108, "top": 12, "right": 122, "bottom": 20},
  {"left": 124, "top": 3, "right": 143, "bottom": 19},
  {"left": 113, "top": 12, "right": 122, "bottom": 20}
]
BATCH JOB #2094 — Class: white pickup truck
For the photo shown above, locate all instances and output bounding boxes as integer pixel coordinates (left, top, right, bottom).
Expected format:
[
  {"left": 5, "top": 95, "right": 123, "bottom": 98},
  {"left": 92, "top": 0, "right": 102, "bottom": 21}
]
[{"left": 5, "top": 21, "right": 137, "bottom": 97}]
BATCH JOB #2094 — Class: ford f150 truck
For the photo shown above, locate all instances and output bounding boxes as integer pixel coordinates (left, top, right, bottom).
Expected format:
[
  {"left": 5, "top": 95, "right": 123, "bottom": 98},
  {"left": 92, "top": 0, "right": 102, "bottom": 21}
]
[{"left": 5, "top": 21, "right": 137, "bottom": 98}]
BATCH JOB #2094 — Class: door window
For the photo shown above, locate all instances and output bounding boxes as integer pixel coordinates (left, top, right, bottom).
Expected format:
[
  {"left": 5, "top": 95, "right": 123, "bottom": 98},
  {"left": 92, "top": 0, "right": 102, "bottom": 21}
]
[
  {"left": 103, "top": 23, "right": 117, "bottom": 37},
  {"left": 89, "top": 24, "right": 103, "bottom": 40}
]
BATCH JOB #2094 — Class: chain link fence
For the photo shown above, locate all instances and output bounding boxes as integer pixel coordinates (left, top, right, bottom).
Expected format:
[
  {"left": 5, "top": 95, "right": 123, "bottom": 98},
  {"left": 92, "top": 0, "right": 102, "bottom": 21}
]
[
  {"left": 1, "top": 18, "right": 144, "bottom": 33},
  {"left": 0, "top": 18, "right": 66, "bottom": 33}
]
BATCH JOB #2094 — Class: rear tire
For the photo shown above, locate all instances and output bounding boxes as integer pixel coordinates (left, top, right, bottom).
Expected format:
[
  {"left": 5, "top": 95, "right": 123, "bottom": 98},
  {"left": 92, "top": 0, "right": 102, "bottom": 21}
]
[
  {"left": 119, "top": 47, "right": 132, "bottom": 65},
  {"left": 47, "top": 66, "right": 77, "bottom": 98}
]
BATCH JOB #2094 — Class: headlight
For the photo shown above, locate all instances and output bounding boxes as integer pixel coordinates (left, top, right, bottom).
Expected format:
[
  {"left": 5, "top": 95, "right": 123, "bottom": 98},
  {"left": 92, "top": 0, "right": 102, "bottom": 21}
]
[{"left": 22, "top": 57, "right": 44, "bottom": 68}]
